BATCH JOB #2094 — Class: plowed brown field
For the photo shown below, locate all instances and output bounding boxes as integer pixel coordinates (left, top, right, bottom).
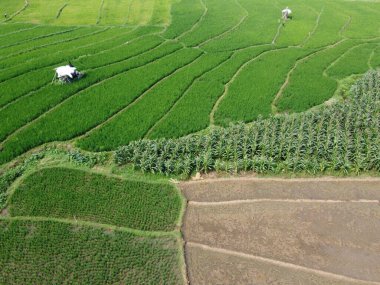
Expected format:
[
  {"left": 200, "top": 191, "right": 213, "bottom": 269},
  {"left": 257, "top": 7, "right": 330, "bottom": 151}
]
[{"left": 181, "top": 178, "right": 380, "bottom": 285}]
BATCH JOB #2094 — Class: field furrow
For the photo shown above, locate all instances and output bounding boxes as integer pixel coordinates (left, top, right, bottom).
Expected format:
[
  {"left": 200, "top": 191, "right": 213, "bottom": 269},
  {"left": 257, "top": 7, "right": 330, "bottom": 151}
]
[
  {"left": 0, "top": 31, "right": 162, "bottom": 109},
  {"left": 214, "top": 48, "right": 310, "bottom": 125},
  {"left": 276, "top": 40, "right": 358, "bottom": 113},
  {"left": 0, "top": 41, "right": 182, "bottom": 146},
  {"left": 77, "top": 52, "right": 231, "bottom": 151},
  {"left": 178, "top": 0, "right": 245, "bottom": 47},
  {"left": 0, "top": 48, "right": 201, "bottom": 164},
  {"left": 162, "top": 0, "right": 205, "bottom": 40}
]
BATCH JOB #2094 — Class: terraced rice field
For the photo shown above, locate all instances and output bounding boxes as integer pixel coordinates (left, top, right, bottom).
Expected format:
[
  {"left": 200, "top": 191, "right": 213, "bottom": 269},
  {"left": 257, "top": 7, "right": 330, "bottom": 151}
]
[
  {"left": 0, "top": 0, "right": 379, "bottom": 165},
  {"left": 0, "top": 167, "right": 186, "bottom": 284},
  {"left": 1, "top": 2, "right": 380, "bottom": 283},
  {"left": 181, "top": 178, "right": 380, "bottom": 285}
]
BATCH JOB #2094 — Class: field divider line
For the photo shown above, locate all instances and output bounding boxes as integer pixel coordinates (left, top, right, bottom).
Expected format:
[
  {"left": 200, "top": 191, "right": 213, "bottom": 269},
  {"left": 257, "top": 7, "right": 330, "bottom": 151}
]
[
  {"left": 74, "top": 50, "right": 204, "bottom": 142},
  {"left": 55, "top": 3, "right": 68, "bottom": 19},
  {"left": 176, "top": 0, "right": 208, "bottom": 40},
  {"left": 0, "top": 26, "right": 147, "bottom": 85},
  {"left": 0, "top": 33, "right": 147, "bottom": 111},
  {"left": 271, "top": 39, "right": 347, "bottom": 113},
  {"left": 271, "top": 22, "right": 283, "bottom": 45},
  {"left": 299, "top": 7, "right": 324, "bottom": 48},
  {"left": 367, "top": 48, "right": 376, "bottom": 69},
  {"left": 0, "top": 80, "right": 51, "bottom": 112},
  {"left": 339, "top": 16, "right": 351, "bottom": 38},
  {"left": 210, "top": 47, "right": 290, "bottom": 125},
  {"left": 323, "top": 42, "right": 368, "bottom": 78},
  {"left": 2, "top": 0, "right": 29, "bottom": 23},
  {"left": 0, "top": 216, "right": 179, "bottom": 238},
  {"left": 0, "top": 25, "right": 40, "bottom": 38},
  {"left": 188, "top": 199, "right": 380, "bottom": 206},
  {"left": 0, "top": 27, "right": 81, "bottom": 52},
  {"left": 1, "top": 25, "right": 162, "bottom": 76},
  {"left": 198, "top": 0, "right": 248, "bottom": 48},
  {"left": 0, "top": 47, "right": 181, "bottom": 147},
  {"left": 144, "top": 53, "right": 235, "bottom": 139},
  {"left": 187, "top": 242, "right": 380, "bottom": 285},
  {"left": 0, "top": 29, "right": 152, "bottom": 111},
  {"left": 0, "top": 27, "right": 112, "bottom": 82},
  {"left": 96, "top": 0, "right": 105, "bottom": 25},
  {"left": 181, "top": 176, "right": 380, "bottom": 184},
  {"left": 89, "top": 36, "right": 167, "bottom": 70}
]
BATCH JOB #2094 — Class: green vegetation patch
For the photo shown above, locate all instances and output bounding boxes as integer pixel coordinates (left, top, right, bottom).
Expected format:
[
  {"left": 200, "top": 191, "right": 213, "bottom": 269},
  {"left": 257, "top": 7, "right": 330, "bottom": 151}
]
[
  {"left": 0, "top": 219, "right": 184, "bottom": 285},
  {"left": 9, "top": 167, "right": 182, "bottom": 231},
  {"left": 116, "top": 70, "right": 380, "bottom": 176}
]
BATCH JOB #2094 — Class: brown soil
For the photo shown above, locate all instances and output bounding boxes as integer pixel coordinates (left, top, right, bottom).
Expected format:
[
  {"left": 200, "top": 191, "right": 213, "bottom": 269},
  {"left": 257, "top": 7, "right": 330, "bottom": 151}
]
[
  {"left": 0, "top": 207, "right": 9, "bottom": 217},
  {"left": 181, "top": 178, "right": 380, "bottom": 285}
]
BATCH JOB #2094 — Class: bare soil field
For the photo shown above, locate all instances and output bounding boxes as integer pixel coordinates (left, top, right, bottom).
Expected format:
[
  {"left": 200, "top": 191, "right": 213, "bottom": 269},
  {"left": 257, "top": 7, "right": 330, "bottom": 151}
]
[{"left": 181, "top": 178, "right": 380, "bottom": 285}]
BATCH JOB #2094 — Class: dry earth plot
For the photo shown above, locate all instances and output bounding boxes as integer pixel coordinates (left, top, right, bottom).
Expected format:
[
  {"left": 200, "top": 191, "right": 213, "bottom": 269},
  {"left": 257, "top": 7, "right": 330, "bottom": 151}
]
[{"left": 181, "top": 178, "right": 380, "bottom": 285}]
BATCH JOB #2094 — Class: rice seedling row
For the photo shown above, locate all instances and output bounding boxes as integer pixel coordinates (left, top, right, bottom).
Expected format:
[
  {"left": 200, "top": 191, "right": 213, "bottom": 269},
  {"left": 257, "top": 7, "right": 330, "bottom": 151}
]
[
  {"left": 147, "top": 45, "right": 273, "bottom": 139},
  {"left": 276, "top": 40, "right": 357, "bottom": 113},
  {"left": 215, "top": 48, "right": 309, "bottom": 126},
  {"left": 78, "top": 51, "right": 231, "bottom": 151},
  {"left": 0, "top": 25, "right": 76, "bottom": 50},
  {"left": 327, "top": 43, "right": 378, "bottom": 79},
  {"left": 0, "top": 219, "right": 184, "bottom": 285},
  {"left": 9, "top": 167, "right": 182, "bottom": 231},
  {"left": 0, "top": 27, "right": 158, "bottom": 107},
  {"left": 0, "top": 41, "right": 182, "bottom": 145},
  {"left": 178, "top": 0, "right": 246, "bottom": 47},
  {"left": 0, "top": 47, "right": 199, "bottom": 164},
  {"left": 162, "top": 0, "right": 205, "bottom": 39}
]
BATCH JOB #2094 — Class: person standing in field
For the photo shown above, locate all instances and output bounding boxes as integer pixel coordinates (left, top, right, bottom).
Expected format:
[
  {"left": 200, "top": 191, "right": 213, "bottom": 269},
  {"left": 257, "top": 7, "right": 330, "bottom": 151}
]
[{"left": 282, "top": 7, "right": 292, "bottom": 20}]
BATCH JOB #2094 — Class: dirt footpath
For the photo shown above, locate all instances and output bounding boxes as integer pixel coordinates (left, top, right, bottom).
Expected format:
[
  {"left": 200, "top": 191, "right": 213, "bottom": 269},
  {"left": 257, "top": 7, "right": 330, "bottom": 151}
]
[{"left": 181, "top": 178, "right": 380, "bottom": 285}]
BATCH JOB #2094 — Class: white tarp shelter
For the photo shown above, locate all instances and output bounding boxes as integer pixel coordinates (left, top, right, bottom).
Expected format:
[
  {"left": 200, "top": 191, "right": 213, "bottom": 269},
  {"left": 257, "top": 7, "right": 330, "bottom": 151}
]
[{"left": 55, "top": 65, "right": 77, "bottom": 78}]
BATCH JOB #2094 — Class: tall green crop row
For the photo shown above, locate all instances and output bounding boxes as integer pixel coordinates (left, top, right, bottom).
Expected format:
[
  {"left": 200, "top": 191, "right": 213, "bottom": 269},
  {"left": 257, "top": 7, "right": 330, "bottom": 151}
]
[
  {"left": 0, "top": 220, "right": 184, "bottom": 284},
  {"left": 73, "top": 34, "right": 163, "bottom": 69},
  {"left": 0, "top": 26, "right": 159, "bottom": 82},
  {"left": 115, "top": 70, "right": 380, "bottom": 176},
  {"left": 0, "top": 23, "right": 36, "bottom": 36},
  {"left": 0, "top": 27, "right": 83, "bottom": 59},
  {"left": 339, "top": 2, "right": 380, "bottom": 39},
  {"left": 215, "top": 48, "right": 307, "bottom": 126},
  {"left": 326, "top": 43, "right": 377, "bottom": 79},
  {"left": 163, "top": 0, "right": 204, "bottom": 39},
  {"left": 147, "top": 45, "right": 271, "bottom": 139},
  {"left": 0, "top": 41, "right": 182, "bottom": 145},
  {"left": 0, "top": 28, "right": 159, "bottom": 108},
  {"left": 9, "top": 167, "right": 182, "bottom": 231},
  {"left": 303, "top": 5, "right": 347, "bottom": 49},
  {"left": 78, "top": 52, "right": 231, "bottom": 151},
  {"left": 0, "top": 25, "right": 75, "bottom": 50},
  {"left": 0, "top": 47, "right": 200, "bottom": 164},
  {"left": 178, "top": 0, "right": 246, "bottom": 47},
  {"left": 202, "top": 0, "right": 278, "bottom": 52},
  {"left": 0, "top": 27, "right": 104, "bottom": 69},
  {"left": 276, "top": 40, "right": 356, "bottom": 113}
]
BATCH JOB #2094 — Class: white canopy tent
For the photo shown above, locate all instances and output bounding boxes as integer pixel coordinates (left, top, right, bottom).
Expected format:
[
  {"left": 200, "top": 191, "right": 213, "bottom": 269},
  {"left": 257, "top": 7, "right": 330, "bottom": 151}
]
[{"left": 55, "top": 65, "right": 77, "bottom": 79}]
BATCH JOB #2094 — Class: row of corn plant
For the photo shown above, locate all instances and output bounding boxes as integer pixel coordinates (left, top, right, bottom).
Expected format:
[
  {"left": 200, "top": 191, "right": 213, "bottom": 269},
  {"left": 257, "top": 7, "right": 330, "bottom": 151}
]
[{"left": 116, "top": 70, "right": 380, "bottom": 176}]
